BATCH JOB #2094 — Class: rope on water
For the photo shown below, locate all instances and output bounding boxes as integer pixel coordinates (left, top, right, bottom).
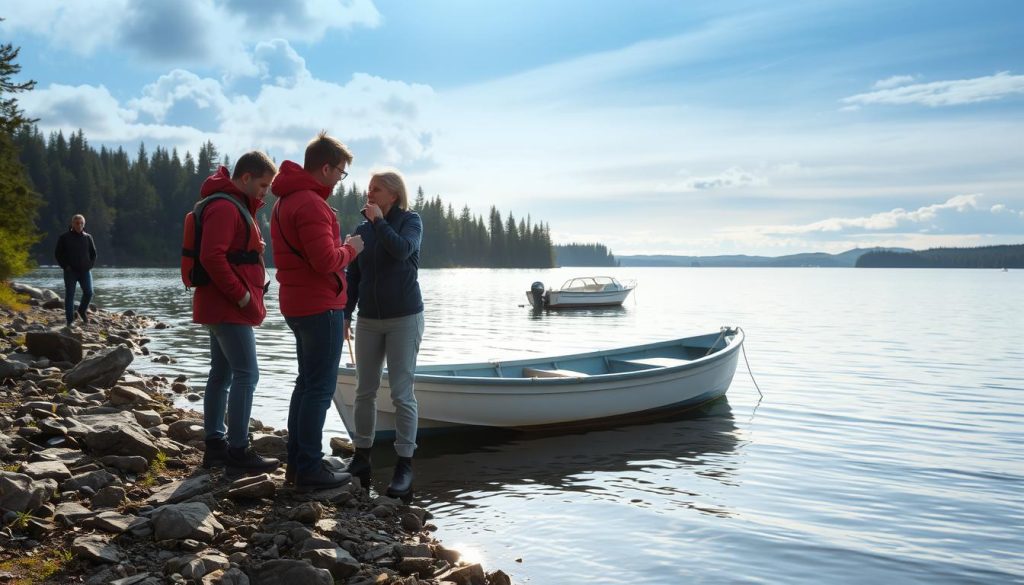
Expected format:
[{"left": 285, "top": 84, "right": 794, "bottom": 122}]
[{"left": 737, "top": 326, "right": 763, "bottom": 398}]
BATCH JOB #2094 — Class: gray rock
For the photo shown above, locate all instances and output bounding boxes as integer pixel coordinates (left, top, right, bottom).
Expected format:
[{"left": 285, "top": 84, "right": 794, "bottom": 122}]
[
  {"left": 167, "top": 419, "right": 205, "bottom": 443},
  {"left": 63, "top": 346, "right": 134, "bottom": 389},
  {"left": 83, "top": 422, "right": 160, "bottom": 461},
  {"left": 9, "top": 282, "right": 47, "bottom": 299},
  {"left": 92, "top": 485, "right": 127, "bottom": 509},
  {"left": 71, "top": 534, "right": 123, "bottom": 564},
  {"left": 25, "top": 330, "right": 83, "bottom": 363},
  {"left": 99, "top": 455, "right": 150, "bottom": 473},
  {"left": 0, "top": 471, "right": 58, "bottom": 513},
  {"left": 251, "top": 560, "right": 332, "bottom": 585},
  {"left": 109, "top": 385, "right": 155, "bottom": 406},
  {"left": 83, "top": 510, "right": 137, "bottom": 533},
  {"left": 109, "top": 574, "right": 155, "bottom": 585},
  {"left": 298, "top": 538, "right": 336, "bottom": 554},
  {"left": 0, "top": 358, "right": 29, "bottom": 379},
  {"left": 132, "top": 409, "right": 163, "bottom": 427},
  {"left": 202, "top": 567, "right": 250, "bottom": 585},
  {"left": 301, "top": 547, "right": 361, "bottom": 579},
  {"left": 18, "top": 460, "right": 72, "bottom": 482},
  {"left": 151, "top": 502, "right": 223, "bottom": 542},
  {"left": 438, "top": 563, "right": 486, "bottom": 585},
  {"left": 61, "top": 469, "right": 121, "bottom": 493},
  {"left": 288, "top": 501, "right": 325, "bottom": 524},
  {"left": 251, "top": 433, "right": 287, "bottom": 457},
  {"left": 55, "top": 501, "right": 95, "bottom": 525},
  {"left": 394, "top": 543, "right": 433, "bottom": 559},
  {"left": 146, "top": 474, "right": 213, "bottom": 506},
  {"left": 397, "top": 556, "right": 435, "bottom": 576},
  {"left": 226, "top": 474, "right": 275, "bottom": 500}
]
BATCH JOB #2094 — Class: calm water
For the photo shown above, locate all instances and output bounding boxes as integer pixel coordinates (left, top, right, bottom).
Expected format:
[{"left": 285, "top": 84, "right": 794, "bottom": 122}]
[{"left": 20, "top": 267, "right": 1024, "bottom": 584}]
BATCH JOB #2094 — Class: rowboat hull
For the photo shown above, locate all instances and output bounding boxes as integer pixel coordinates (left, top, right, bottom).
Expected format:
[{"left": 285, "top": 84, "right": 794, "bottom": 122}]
[
  {"left": 334, "top": 328, "right": 743, "bottom": 437},
  {"left": 526, "top": 287, "right": 634, "bottom": 308}
]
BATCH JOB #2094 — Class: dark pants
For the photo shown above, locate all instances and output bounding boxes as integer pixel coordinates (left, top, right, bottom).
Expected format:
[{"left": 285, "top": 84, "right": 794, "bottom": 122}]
[
  {"left": 204, "top": 323, "right": 259, "bottom": 449},
  {"left": 63, "top": 268, "right": 93, "bottom": 325},
  {"left": 285, "top": 309, "right": 345, "bottom": 474}
]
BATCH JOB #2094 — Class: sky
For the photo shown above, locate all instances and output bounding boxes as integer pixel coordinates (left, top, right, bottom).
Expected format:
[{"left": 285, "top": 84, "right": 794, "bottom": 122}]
[{"left": 3, "top": 0, "right": 1023, "bottom": 256}]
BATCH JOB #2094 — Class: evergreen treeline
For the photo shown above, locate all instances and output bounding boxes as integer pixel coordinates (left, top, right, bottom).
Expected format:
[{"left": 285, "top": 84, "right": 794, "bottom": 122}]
[
  {"left": 856, "top": 244, "right": 1024, "bottom": 268},
  {"left": 13, "top": 125, "right": 556, "bottom": 269},
  {"left": 553, "top": 243, "right": 619, "bottom": 267}
]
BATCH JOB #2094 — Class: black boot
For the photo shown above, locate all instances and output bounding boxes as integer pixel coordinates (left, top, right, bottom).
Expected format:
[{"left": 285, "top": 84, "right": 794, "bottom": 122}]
[
  {"left": 202, "top": 438, "right": 230, "bottom": 469},
  {"left": 226, "top": 446, "right": 280, "bottom": 473},
  {"left": 295, "top": 461, "right": 352, "bottom": 492},
  {"left": 386, "top": 457, "right": 414, "bottom": 502},
  {"left": 345, "top": 447, "right": 372, "bottom": 490}
]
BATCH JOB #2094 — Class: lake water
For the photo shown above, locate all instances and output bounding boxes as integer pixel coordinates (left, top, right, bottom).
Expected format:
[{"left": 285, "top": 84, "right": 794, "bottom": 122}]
[{"left": 19, "top": 267, "right": 1024, "bottom": 584}]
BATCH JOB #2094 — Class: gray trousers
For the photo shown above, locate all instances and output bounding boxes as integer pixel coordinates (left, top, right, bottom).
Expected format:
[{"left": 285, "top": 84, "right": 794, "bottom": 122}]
[{"left": 352, "top": 312, "right": 424, "bottom": 458}]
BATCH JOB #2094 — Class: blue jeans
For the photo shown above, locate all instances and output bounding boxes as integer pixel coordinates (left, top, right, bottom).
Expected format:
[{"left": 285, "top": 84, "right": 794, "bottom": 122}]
[
  {"left": 285, "top": 309, "right": 345, "bottom": 474},
  {"left": 352, "top": 312, "right": 424, "bottom": 458},
  {"left": 63, "top": 269, "right": 93, "bottom": 325},
  {"left": 204, "top": 323, "right": 259, "bottom": 449}
]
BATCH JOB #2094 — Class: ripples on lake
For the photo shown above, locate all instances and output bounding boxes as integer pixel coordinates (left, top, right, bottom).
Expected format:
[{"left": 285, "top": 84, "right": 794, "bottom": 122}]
[{"left": 20, "top": 267, "right": 1024, "bottom": 584}]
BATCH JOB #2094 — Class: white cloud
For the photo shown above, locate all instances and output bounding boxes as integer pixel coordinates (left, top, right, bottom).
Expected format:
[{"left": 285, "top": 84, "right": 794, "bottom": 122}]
[
  {"left": 749, "top": 194, "right": 1024, "bottom": 237},
  {"left": 872, "top": 74, "right": 917, "bottom": 89},
  {"left": 842, "top": 72, "right": 1024, "bottom": 107},
  {"left": 0, "top": 0, "right": 380, "bottom": 74},
  {"left": 128, "top": 70, "right": 233, "bottom": 129},
  {"left": 655, "top": 166, "right": 764, "bottom": 193}
]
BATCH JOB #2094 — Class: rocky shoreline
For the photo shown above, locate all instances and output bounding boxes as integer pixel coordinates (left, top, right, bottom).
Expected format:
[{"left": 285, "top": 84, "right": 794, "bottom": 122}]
[{"left": 0, "top": 283, "right": 510, "bottom": 585}]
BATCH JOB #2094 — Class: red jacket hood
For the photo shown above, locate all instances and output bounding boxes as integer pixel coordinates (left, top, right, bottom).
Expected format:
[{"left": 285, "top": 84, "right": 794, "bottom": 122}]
[
  {"left": 200, "top": 166, "right": 263, "bottom": 213},
  {"left": 271, "top": 160, "right": 332, "bottom": 200}
]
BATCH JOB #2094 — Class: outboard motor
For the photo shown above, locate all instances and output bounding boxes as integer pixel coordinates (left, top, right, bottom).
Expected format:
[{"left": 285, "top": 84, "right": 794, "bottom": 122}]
[{"left": 530, "top": 281, "right": 546, "bottom": 308}]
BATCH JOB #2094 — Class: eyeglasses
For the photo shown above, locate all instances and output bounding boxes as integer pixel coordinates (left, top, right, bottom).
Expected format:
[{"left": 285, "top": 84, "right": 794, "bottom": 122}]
[{"left": 333, "top": 164, "right": 348, "bottom": 180}]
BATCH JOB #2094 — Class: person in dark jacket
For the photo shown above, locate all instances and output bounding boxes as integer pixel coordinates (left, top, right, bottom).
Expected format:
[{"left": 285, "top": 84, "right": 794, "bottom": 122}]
[
  {"left": 271, "top": 131, "right": 364, "bottom": 492},
  {"left": 343, "top": 168, "right": 424, "bottom": 501},
  {"left": 193, "top": 151, "right": 281, "bottom": 474},
  {"left": 54, "top": 214, "right": 97, "bottom": 326}
]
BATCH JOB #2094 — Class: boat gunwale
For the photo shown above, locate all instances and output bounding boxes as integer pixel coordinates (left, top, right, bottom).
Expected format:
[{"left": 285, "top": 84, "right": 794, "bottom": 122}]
[{"left": 337, "top": 328, "right": 743, "bottom": 387}]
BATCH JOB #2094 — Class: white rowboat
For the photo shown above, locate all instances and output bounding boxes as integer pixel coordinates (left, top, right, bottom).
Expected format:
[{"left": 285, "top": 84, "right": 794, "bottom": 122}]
[{"left": 334, "top": 327, "right": 743, "bottom": 438}]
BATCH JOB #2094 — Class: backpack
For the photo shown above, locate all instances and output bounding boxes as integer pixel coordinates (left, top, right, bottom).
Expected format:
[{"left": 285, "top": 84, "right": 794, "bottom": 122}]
[{"left": 181, "top": 193, "right": 260, "bottom": 288}]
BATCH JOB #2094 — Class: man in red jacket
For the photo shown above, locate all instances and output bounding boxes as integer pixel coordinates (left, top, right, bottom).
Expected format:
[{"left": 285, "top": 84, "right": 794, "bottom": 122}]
[
  {"left": 271, "top": 131, "right": 364, "bottom": 491},
  {"left": 193, "top": 151, "right": 281, "bottom": 473}
]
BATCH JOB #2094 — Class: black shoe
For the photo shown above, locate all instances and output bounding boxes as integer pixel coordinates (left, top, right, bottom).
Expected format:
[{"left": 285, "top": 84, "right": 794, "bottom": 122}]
[
  {"left": 226, "top": 446, "right": 280, "bottom": 473},
  {"left": 295, "top": 462, "right": 352, "bottom": 492},
  {"left": 77, "top": 307, "right": 89, "bottom": 324},
  {"left": 345, "top": 447, "right": 372, "bottom": 490},
  {"left": 386, "top": 457, "right": 414, "bottom": 502},
  {"left": 202, "top": 438, "right": 230, "bottom": 469}
]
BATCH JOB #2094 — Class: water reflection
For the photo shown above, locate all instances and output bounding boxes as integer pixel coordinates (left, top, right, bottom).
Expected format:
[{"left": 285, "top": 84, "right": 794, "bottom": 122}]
[{"left": 372, "top": 399, "right": 739, "bottom": 514}]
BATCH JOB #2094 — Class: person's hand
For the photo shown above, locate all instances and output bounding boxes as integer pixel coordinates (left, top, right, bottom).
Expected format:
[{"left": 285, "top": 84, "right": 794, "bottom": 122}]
[
  {"left": 343, "top": 320, "right": 351, "bottom": 340},
  {"left": 345, "top": 234, "right": 364, "bottom": 254},
  {"left": 237, "top": 291, "right": 251, "bottom": 308},
  {"left": 363, "top": 203, "right": 383, "bottom": 223}
]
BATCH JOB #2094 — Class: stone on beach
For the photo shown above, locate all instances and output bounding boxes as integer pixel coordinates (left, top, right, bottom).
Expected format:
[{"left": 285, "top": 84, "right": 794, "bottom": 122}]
[
  {"left": 0, "top": 471, "right": 58, "bottom": 513},
  {"left": 83, "top": 422, "right": 160, "bottom": 461},
  {"left": 250, "top": 560, "right": 333, "bottom": 585},
  {"left": 26, "top": 329, "right": 83, "bottom": 363},
  {"left": 145, "top": 474, "right": 213, "bottom": 506},
  {"left": 72, "top": 534, "right": 124, "bottom": 564},
  {"left": 63, "top": 346, "right": 134, "bottom": 389},
  {"left": 151, "top": 502, "right": 223, "bottom": 542}
]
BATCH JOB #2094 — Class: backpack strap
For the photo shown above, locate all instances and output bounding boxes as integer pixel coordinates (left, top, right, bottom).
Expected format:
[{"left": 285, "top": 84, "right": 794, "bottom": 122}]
[
  {"left": 193, "top": 193, "right": 261, "bottom": 265},
  {"left": 273, "top": 198, "right": 344, "bottom": 295}
]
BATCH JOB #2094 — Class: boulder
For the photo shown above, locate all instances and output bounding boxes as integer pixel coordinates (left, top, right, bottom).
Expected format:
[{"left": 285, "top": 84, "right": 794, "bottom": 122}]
[
  {"left": 63, "top": 346, "right": 133, "bottom": 389},
  {"left": 99, "top": 455, "right": 149, "bottom": 473},
  {"left": 0, "top": 359, "right": 29, "bottom": 380},
  {"left": 251, "top": 560, "right": 333, "bottom": 585},
  {"left": 145, "top": 474, "right": 213, "bottom": 506},
  {"left": 71, "top": 534, "right": 123, "bottom": 564},
  {"left": 109, "top": 385, "right": 155, "bottom": 406},
  {"left": 18, "top": 460, "right": 72, "bottom": 483},
  {"left": 83, "top": 422, "right": 160, "bottom": 461},
  {"left": 26, "top": 330, "right": 83, "bottom": 363},
  {"left": 83, "top": 510, "right": 138, "bottom": 533},
  {"left": 61, "top": 469, "right": 121, "bottom": 493},
  {"left": 0, "top": 471, "right": 58, "bottom": 513},
  {"left": 54, "top": 502, "right": 95, "bottom": 525},
  {"left": 167, "top": 419, "right": 205, "bottom": 442},
  {"left": 301, "top": 547, "right": 361, "bottom": 579},
  {"left": 91, "top": 485, "right": 127, "bottom": 508},
  {"left": 150, "top": 502, "right": 223, "bottom": 542}
]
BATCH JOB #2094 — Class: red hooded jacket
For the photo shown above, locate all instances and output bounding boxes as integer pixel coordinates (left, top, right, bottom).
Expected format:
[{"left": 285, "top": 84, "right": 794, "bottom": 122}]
[
  {"left": 270, "top": 160, "right": 358, "bottom": 318},
  {"left": 191, "top": 166, "right": 268, "bottom": 326}
]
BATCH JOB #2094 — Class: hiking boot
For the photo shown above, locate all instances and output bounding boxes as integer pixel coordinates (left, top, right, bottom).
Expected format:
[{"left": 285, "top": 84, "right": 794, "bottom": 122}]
[
  {"left": 202, "top": 438, "right": 230, "bottom": 469},
  {"left": 77, "top": 307, "right": 89, "bottom": 324},
  {"left": 226, "top": 446, "right": 280, "bottom": 473},
  {"left": 295, "top": 462, "right": 352, "bottom": 492},
  {"left": 287, "top": 457, "right": 344, "bottom": 485},
  {"left": 386, "top": 457, "right": 414, "bottom": 502},
  {"left": 344, "top": 447, "right": 372, "bottom": 490}
]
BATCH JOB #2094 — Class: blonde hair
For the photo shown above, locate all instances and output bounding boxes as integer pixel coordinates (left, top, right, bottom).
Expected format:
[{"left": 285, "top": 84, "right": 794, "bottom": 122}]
[{"left": 371, "top": 169, "right": 409, "bottom": 210}]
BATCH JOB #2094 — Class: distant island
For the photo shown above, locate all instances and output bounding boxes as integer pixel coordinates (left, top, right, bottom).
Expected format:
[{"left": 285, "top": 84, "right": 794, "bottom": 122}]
[
  {"left": 602, "top": 244, "right": 1024, "bottom": 268},
  {"left": 856, "top": 244, "right": 1024, "bottom": 268}
]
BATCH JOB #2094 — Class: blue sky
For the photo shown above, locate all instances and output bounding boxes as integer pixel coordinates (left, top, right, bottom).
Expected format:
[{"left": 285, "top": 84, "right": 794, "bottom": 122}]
[{"left": 3, "top": 0, "right": 1023, "bottom": 255}]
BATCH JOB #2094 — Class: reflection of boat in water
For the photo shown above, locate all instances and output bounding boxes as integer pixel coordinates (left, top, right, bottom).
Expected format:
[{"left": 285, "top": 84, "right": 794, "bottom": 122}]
[
  {"left": 368, "top": 398, "right": 740, "bottom": 503},
  {"left": 527, "top": 276, "right": 636, "bottom": 309},
  {"left": 334, "top": 328, "right": 743, "bottom": 436}
]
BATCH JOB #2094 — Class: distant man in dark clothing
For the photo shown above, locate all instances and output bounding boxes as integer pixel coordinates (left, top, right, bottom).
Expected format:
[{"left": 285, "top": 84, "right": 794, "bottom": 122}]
[{"left": 54, "top": 214, "right": 97, "bottom": 326}]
